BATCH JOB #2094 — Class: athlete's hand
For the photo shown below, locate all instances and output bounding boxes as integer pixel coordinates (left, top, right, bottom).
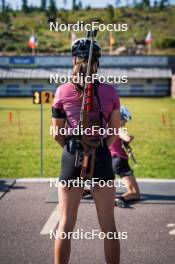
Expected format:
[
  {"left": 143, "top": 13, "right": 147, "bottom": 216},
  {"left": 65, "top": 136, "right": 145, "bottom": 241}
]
[
  {"left": 52, "top": 117, "right": 66, "bottom": 147},
  {"left": 129, "top": 135, "right": 134, "bottom": 142}
]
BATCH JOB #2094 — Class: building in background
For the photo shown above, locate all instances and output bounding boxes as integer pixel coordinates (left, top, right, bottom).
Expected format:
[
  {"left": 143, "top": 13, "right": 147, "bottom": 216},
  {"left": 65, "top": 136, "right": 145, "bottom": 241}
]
[{"left": 0, "top": 56, "right": 174, "bottom": 97}]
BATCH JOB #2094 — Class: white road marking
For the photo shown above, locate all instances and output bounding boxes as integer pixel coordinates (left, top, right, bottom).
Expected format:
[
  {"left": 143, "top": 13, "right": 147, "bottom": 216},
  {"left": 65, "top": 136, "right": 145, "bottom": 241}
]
[
  {"left": 40, "top": 205, "right": 59, "bottom": 235},
  {"left": 166, "top": 223, "right": 175, "bottom": 227},
  {"left": 169, "top": 229, "right": 175, "bottom": 235},
  {"left": 166, "top": 223, "right": 175, "bottom": 235},
  {"left": 136, "top": 179, "right": 175, "bottom": 183},
  {"left": 16, "top": 178, "right": 52, "bottom": 182},
  {"left": 16, "top": 178, "right": 175, "bottom": 183}
]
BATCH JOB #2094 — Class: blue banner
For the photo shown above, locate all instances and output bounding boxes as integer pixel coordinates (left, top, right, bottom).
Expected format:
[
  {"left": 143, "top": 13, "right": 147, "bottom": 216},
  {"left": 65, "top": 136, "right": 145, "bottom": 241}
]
[{"left": 9, "top": 56, "right": 35, "bottom": 65}]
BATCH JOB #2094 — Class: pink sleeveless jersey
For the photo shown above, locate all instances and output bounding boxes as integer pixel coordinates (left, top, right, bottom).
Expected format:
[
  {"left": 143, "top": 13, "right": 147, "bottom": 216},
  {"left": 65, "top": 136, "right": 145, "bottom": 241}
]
[
  {"left": 52, "top": 82, "right": 128, "bottom": 159},
  {"left": 52, "top": 82, "right": 120, "bottom": 130},
  {"left": 109, "top": 138, "right": 128, "bottom": 159}
]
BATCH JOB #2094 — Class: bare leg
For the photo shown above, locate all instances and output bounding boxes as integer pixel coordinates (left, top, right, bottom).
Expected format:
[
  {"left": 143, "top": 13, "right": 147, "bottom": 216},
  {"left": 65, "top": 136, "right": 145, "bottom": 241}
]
[
  {"left": 93, "top": 184, "right": 120, "bottom": 264},
  {"left": 122, "top": 176, "right": 140, "bottom": 201},
  {"left": 54, "top": 183, "right": 84, "bottom": 264}
]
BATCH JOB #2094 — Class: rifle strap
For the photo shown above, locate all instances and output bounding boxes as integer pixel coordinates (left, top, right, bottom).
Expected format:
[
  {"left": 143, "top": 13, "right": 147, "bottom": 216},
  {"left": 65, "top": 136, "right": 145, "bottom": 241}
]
[
  {"left": 93, "top": 80, "right": 108, "bottom": 128},
  {"left": 65, "top": 81, "right": 108, "bottom": 131}
]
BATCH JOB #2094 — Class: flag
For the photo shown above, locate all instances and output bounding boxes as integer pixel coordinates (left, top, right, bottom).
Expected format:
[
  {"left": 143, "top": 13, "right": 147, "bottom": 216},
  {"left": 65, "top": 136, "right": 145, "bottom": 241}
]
[
  {"left": 28, "top": 35, "right": 38, "bottom": 49},
  {"left": 71, "top": 32, "right": 77, "bottom": 45},
  {"left": 145, "top": 31, "right": 152, "bottom": 45}
]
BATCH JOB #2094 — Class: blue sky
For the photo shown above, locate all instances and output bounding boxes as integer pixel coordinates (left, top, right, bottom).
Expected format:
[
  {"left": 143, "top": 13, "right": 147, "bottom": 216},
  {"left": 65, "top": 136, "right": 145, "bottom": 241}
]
[{"left": 4, "top": 0, "right": 175, "bottom": 10}]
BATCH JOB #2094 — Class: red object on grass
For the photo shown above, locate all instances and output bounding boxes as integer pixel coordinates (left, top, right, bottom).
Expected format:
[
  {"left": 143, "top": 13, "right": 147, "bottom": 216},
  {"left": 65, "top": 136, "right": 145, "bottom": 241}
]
[
  {"left": 162, "top": 112, "right": 166, "bottom": 127},
  {"left": 9, "top": 112, "right": 13, "bottom": 124}
]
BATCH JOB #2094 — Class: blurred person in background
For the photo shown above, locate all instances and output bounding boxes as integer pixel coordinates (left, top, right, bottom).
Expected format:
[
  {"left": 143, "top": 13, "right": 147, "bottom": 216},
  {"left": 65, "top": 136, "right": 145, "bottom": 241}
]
[{"left": 109, "top": 106, "right": 140, "bottom": 208}]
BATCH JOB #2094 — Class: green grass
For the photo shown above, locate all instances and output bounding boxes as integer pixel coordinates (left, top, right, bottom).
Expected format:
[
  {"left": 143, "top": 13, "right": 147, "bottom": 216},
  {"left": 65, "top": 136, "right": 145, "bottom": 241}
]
[
  {"left": 1, "top": 7, "right": 175, "bottom": 54},
  {"left": 0, "top": 97, "right": 175, "bottom": 179}
]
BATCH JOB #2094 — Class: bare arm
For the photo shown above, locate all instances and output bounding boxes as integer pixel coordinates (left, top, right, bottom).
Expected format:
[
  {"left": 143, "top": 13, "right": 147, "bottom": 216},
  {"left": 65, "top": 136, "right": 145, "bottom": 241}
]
[
  {"left": 52, "top": 117, "right": 66, "bottom": 148},
  {"left": 106, "top": 109, "right": 120, "bottom": 147}
]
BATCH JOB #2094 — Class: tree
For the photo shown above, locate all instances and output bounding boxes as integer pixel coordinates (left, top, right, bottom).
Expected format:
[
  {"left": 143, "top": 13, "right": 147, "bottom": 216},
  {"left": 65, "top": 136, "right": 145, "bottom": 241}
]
[
  {"left": 41, "top": 0, "right": 47, "bottom": 11},
  {"left": 159, "top": 0, "right": 169, "bottom": 9},
  {"left": 46, "top": 0, "right": 57, "bottom": 23},
  {"left": 85, "top": 5, "right": 91, "bottom": 10},
  {"left": 153, "top": 0, "right": 158, "bottom": 7},
  {"left": 107, "top": 5, "right": 115, "bottom": 23},
  {"left": 22, "top": 0, "right": 28, "bottom": 12},
  {"left": 132, "top": 0, "right": 140, "bottom": 8},
  {"left": 49, "top": 0, "right": 57, "bottom": 15},
  {"left": 72, "top": 0, "right": 82, "bottom": 10},
  {"left": 1, "top": 0, "right": 5, "bottom": 11},
  {"left": 78, "top": 0, "right": 82, "bottom": 10},
  {"left": 72, "top": 0, "right": 77, "bottom": 10},
  {"left": 142, "top": 0, "right": 150, "bottom": 8}
]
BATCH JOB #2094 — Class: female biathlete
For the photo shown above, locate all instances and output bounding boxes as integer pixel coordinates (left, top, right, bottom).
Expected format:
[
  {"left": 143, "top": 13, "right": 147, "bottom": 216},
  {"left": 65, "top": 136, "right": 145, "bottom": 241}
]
[
  {"left": 109, "top": 106, "right": 140, "bottom": 208},
  {"left": 52, "top": 38, "right": 121, "bottom": 264}
]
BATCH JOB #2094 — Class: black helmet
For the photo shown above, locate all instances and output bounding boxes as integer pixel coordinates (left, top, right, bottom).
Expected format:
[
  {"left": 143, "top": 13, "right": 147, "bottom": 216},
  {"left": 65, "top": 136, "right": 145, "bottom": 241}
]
[{"left": 71, "top": 38, "right": 101, "bottom": 59}]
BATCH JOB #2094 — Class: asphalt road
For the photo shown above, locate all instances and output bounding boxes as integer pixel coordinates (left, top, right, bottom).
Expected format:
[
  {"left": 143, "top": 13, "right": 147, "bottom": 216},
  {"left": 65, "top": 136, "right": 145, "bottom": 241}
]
[{"left": 0, "top": 180, "right": 175, "bottom": 264}]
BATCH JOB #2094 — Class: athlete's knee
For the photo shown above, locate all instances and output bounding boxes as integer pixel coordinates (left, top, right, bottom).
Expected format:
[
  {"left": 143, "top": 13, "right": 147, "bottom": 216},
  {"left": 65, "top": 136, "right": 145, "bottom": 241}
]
[
  {"left": 127, "top": 184, "right": 139, "bottom": 194},
  {"left": 58, "top": 217, "right": 76, "bottom": 233},
  {"left": 99, "top": 218, "right": 116, "bottom": 234},
  {"left": 133, "top": 187, "right": 140, "bottom": 195}
]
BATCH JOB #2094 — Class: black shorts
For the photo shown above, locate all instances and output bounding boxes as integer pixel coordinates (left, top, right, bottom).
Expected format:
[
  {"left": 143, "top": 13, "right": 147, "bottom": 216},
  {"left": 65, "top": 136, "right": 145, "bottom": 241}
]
[
  {"left": 59, "top": 139, "right": 115, "bottom": 184},
  {"left": 112, "top": 156, "right": 134, "bottom": 177}
]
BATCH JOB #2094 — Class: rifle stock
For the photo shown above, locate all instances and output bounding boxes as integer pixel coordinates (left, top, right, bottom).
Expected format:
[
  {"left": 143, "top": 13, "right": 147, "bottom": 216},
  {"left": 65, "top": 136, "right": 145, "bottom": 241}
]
[{"left": 76, "top": 28, "right": 100, "bottom": 180}]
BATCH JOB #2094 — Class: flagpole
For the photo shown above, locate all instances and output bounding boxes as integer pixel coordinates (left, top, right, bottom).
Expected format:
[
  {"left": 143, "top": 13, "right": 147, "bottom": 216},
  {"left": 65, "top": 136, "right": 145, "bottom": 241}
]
[
  {"left": 148, "top": 42, "right": 151, "bottom": 55},
  {"left": 32, "top": 47, "right": 35, "bottom": 56},
  {"left": 71, "top": 31, "right": 77, "bottom": 45},
  {"left": 109, "top": 31, "right": 112, "bottom": 55}
]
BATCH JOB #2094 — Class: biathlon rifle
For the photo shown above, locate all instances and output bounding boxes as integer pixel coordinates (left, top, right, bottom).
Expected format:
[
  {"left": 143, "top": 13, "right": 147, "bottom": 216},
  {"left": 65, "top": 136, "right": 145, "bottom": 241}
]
[
  {"left": 75, "top": 29, "right": 100, "bottom": 180},
  {"left": 122, "top": 141, "right": 138, "bottom": 166}
]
